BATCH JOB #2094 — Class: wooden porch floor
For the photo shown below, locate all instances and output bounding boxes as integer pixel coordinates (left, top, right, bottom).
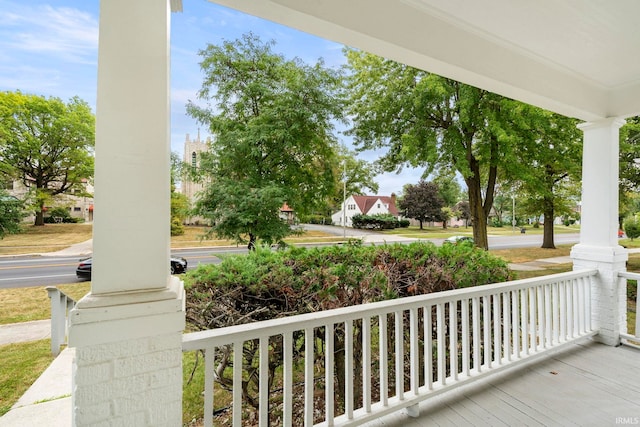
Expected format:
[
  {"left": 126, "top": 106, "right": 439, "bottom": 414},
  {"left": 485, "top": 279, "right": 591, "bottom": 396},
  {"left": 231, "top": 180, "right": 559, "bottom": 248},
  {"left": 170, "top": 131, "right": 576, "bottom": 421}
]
[{"left": 365, "top": 340, "right": 640, "bottom": 426}]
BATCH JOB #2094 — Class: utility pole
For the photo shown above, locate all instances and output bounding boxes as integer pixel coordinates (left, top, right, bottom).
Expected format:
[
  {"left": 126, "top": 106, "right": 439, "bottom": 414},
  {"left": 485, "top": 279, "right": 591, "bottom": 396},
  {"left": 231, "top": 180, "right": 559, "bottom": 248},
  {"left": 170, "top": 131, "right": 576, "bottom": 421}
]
[
  {"left": 343, "top": 162, "right": 347, "bottom": 238},
  {"left": 512, "top": 195, "right": 516, "bottom": 233}
]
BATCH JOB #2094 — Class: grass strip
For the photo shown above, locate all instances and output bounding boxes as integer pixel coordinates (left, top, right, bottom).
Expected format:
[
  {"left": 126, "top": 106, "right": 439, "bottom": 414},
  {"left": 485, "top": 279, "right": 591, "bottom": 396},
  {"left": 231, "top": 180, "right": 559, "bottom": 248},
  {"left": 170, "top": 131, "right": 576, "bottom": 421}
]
[{"left": 0, "top": 339, "right": 53, "bottom": 417}]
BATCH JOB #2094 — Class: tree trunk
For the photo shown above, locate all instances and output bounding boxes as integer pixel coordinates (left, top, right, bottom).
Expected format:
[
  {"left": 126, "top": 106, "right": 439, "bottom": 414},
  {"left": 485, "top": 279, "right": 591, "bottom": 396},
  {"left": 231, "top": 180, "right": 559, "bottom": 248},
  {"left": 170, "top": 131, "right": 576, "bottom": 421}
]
[
  {"left": 465, "top": 160, "right": 490, "bottom": 250},
  {"left": 248, "top": 232, "right": 256, "bottom": 250},
  {"left": 34, "top": 209, "right": 45, "bottom": 226},
  {"left": 419, "top": 219, "right": 423, "bottom": 230},
  {"left": 541, "top": 197, "right": 555, "bottom": 249}
]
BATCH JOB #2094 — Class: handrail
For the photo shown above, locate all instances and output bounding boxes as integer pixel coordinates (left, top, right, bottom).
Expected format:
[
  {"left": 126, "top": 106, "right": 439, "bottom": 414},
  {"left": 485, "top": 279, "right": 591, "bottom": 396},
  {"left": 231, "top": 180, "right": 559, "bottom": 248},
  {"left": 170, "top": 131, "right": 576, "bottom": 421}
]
[
  {"left": 618, "top": 271, "right": 640, "bottom": 343},
  {"left": 183, "top": 269, "right": 598, "bottom": 427},
  {"left": 46, "top": 287, "right": 77, "bottom": 356}
]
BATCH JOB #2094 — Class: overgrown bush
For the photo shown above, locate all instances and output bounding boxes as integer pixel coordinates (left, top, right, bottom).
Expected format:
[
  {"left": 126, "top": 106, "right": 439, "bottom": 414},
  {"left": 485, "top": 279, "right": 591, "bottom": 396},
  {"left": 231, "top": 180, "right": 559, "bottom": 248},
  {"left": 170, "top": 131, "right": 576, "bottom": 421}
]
[
  {"left": 351, "top": 213, "right": 399, "bottom": 229},
  {"left": 184, "top": 241, "right": 512, "bottom": 423}
]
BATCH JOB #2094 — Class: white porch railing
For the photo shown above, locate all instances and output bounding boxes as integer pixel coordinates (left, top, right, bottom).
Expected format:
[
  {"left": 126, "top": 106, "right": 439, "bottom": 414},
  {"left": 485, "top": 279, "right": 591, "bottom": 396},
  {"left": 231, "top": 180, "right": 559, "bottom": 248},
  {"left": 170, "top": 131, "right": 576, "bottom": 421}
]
[
  {"left": 182, "top": 269, "right": 598, "bottom": 427},
  {"left": 46, "top": 286, "right": 77, "bottom": 356},
  {"left": 618, "top": 271, "right": 640, "bottom": 345}
]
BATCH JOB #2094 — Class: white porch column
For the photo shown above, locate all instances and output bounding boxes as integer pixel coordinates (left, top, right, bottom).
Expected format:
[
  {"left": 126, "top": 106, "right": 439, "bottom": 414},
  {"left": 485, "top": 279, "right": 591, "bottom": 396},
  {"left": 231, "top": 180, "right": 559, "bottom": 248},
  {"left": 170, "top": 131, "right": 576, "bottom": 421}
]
[
  {"left": 571, "top": 117, "right": 627, "bottom": 346},
  {"left": 69, "top": 0, "right": 185, "bottom": 426}
]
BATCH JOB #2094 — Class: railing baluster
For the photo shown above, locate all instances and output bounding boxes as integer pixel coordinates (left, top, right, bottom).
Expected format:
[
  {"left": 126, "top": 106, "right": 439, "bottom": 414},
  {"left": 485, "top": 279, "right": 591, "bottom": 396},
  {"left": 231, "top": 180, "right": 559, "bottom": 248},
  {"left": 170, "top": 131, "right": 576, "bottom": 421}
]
[
  {"left": 410, "top": 308, "right": 419, "bottom": 396},
  {"left": 425, "top": 305, "right": 433, "bottom": 390},
  {"left": 578, "top": 279, "right": 585, "bottom": 334},
  {"left": 559, "top": 281, "right": 567, "bottom": 342},
  {"left": 552, "top": 282, "right": 559, "bottom": 345},
  {"left": 544, "top": 284, "right": 552, "bottom": 347},
  {"left": 259, "top": 337, "right": 269, "bottom": 427},
  {"left": 511, "top": 290, "right": 519, "bottom": 360},
  {"left": 379, "top": 314, "right": 389, "bottom": 406},
  {"left": 304, "top": 328, "right": 314, "bottom": 427},
  {"left": 461, "top": 298, "right": 470, "bottom": 376},
  {"left": 233, "top": 341, "right": 243, "bottom": 427},
  {"left": 345, "top": 319, "right": 354, "bottom": 420},
  {"left": 283, "top": 332, "right": 293, "bottom": 427},
  {"left": 635, "top": 280, "right": 640, "bottom": 338},
  {"left": 521, "top": 288, "right": 529, "bottom": 356},
  {"left": 537, "top": 286, "right": 545, "bottom": 350},
  {"left": 449, "top": 301, "right": 458, "bottom": 381},
  {"left": 503, "top": 291, "right": 511, "bottom": 362},
  {"left": 362, "top": 316, "right": 372, "bottom": 413},
  {"left": 472, "top": 297, "right": 481, "bottom": 373},
  {"left": 493, "top": 294, "right": 501, "bottom": 365},
  {"left": 585, "top": 276, "right": 592, "bottom": 332},
  {"left": 482, "top": 295, "right": 491, "bottom": 369},
  {"left": 395, "top": 311, "right": 404, "bottom": 399},
  {"left": 437, "top": 303, "right": 446, "bottom": 385},
  {"left": 530, "top": 287, "right": 537, "bottom": 352},
  {"left": 325, "top": 324, "right": 335, "bottom": 425},
  {"left": 204, "top": 347, "right": 215, "bottom": 427}
]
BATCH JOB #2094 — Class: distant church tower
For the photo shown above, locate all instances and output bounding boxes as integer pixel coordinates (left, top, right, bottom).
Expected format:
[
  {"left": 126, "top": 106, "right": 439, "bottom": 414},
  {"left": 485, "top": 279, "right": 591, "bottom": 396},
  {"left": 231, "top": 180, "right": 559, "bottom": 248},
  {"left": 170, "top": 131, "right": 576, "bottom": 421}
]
[{"left": 182, "top": 130, "right": 210, "bottom": 207}]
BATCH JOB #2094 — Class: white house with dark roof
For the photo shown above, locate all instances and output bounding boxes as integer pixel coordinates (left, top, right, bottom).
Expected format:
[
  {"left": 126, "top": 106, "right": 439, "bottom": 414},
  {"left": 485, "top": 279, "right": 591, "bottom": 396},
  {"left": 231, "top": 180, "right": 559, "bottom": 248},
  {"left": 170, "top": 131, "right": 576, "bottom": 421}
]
[{"left": 332, "top": 194, "right": 399, "bottom": 227}]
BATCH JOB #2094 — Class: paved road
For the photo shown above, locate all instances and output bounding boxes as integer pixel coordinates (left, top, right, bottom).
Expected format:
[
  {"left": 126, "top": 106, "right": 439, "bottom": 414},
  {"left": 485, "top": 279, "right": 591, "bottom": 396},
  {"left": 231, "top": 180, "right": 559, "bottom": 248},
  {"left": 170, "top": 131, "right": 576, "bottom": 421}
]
[
  {"left": 0, "top": 229, "right": 582, "bottom": 289},
  {"left": 0, "top": 248, "right": 224, "bottom": 289}
]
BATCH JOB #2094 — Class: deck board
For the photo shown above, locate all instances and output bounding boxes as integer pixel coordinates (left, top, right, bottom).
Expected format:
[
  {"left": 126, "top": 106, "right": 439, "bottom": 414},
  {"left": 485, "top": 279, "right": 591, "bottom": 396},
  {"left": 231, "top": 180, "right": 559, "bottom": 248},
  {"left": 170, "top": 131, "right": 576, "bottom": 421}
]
[{"left": 363, "top": 340, "right": 640, "bottom": 426}]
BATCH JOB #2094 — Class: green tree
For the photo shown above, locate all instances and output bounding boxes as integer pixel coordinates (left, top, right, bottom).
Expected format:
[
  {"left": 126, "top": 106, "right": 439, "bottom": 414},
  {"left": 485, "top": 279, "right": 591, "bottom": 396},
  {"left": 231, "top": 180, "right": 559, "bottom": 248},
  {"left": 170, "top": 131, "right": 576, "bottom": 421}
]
[
  {"left": 399, "top": 180, "right": 444, "bottom": 229},
  {"left": 620, "top": 116, "right": 640, "bottom": 228},
  {"left": 344, "top": 49, "right": 519, "bottom": 249},
  {"left": 509, "top": 106, "right": 582, "bottom": 248},
  {"left": 170, "top": 152, "right": 189, "bottom": 236},
  {"left": 187, "top": 33, "right": 344, "bottom": 249},
  {"left": 0, "top": 192, "right": 23, "bottom": 238},
  {"left": 433, "top": 172, "right": 462, "bottom": 208},
  {"left": 0, "top": 91, "right": 94, "bottom": 226}
]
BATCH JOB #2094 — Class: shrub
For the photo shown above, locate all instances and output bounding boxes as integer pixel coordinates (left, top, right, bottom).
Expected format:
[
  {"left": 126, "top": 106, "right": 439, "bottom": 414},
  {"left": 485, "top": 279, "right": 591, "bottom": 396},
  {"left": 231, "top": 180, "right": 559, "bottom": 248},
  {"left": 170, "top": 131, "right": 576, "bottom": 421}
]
[
  {"left": 624, "top": 216, "right": 640, "bottom": 241},
  {"left": 398, "top": 219, "right": 410, "bottom": 228},
  {"left": 171, "top": 217, "right": 184, "bottom": 236},
  {"left": 43, "top": 207, "right": 82, "bottom": 223},
  {"left": 184, "top": 241, "right": 512, "bottom": 421},
  {"left": 351, "top": 213, "right": 399, "bottom": 229}
]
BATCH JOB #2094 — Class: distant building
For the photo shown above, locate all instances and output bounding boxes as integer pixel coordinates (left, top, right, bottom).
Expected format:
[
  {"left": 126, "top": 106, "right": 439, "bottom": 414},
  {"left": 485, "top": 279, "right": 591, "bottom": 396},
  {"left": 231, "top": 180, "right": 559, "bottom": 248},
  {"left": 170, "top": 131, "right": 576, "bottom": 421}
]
[
  {"left": 3, "top": 177, "right": 94, "bottom": 223},
  {"left": 181, "top": 132, "right": 211, "bottom": 225},
  {"left": 332, "top": 194, "right": 399, "bottom": 227}
]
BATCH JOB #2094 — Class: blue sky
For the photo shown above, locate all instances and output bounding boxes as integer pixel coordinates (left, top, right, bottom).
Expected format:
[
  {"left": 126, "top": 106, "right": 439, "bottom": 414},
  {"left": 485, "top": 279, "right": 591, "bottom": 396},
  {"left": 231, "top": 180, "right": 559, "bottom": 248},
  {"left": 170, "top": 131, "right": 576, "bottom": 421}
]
[{"left": 0, "top": 0, "right": 421, "bottom": 196}]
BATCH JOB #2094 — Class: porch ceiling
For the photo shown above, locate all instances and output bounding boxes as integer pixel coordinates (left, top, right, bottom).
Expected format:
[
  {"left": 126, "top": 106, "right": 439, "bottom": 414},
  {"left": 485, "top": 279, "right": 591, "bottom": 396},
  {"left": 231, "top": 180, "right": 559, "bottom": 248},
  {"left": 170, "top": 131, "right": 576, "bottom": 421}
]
[{"left": 206, "top": 0, "right": 640, "bottom": 121}]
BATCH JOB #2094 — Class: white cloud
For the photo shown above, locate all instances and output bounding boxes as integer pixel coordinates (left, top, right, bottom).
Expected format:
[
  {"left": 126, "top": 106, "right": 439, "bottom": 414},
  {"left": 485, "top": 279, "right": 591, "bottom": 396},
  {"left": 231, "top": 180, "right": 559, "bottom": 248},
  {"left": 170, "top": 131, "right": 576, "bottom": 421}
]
[{"left": 0, "top": 2, "right": 98, "bottom": 65}]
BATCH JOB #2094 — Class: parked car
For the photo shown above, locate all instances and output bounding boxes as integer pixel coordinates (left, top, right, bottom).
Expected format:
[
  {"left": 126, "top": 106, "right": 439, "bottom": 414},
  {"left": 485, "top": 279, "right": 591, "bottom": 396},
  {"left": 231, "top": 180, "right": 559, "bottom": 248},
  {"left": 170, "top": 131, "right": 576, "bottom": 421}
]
[
  {"left": 443, "top": 235, "right": 474, "bottom": 245},
  {"left": 76, "top": 256, "right": 188, "bottom": 279}
]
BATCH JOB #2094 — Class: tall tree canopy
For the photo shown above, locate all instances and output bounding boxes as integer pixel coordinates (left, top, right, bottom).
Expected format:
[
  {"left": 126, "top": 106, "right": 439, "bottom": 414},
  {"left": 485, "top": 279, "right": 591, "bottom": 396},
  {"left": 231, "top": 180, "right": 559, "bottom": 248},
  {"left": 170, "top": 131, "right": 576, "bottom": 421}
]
[
  {"left": 344, "top": 49, "right": 520, "bottom": 249},
  {"left": 508, "top": 106, "right": 582, "bottom": 248},
  {"left": 0, "top": 91, "right": 94, "bottom": 226},
  {"left": 187, "top": 33, "right": 345, "bottom": 249},
  {"left": 399, "top": 180, "right": 445, "bottom": 229}
]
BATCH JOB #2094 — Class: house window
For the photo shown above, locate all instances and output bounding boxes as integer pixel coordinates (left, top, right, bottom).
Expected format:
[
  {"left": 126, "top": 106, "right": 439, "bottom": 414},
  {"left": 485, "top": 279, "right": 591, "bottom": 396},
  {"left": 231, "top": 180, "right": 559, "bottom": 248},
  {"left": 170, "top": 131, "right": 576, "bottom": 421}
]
[
  {"left": 191, "top": 152, "right": 197, "bottom": 168},
  {"left": 74, "top": 207, "right": 81, "bottom": 212},
  {"left": 377, "top": 203, "right": 381, "bottom": 208}
]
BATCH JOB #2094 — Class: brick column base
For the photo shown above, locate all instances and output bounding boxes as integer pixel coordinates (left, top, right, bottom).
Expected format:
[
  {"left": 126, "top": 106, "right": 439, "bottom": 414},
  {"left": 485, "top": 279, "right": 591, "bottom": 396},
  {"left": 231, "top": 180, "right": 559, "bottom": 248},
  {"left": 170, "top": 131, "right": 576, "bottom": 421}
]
[
  {"left": 571, "top": 244, "right": 628, "bottom": 346},
  {"left": 69, "top": 278, "right": 185, "bottom": 426}
]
